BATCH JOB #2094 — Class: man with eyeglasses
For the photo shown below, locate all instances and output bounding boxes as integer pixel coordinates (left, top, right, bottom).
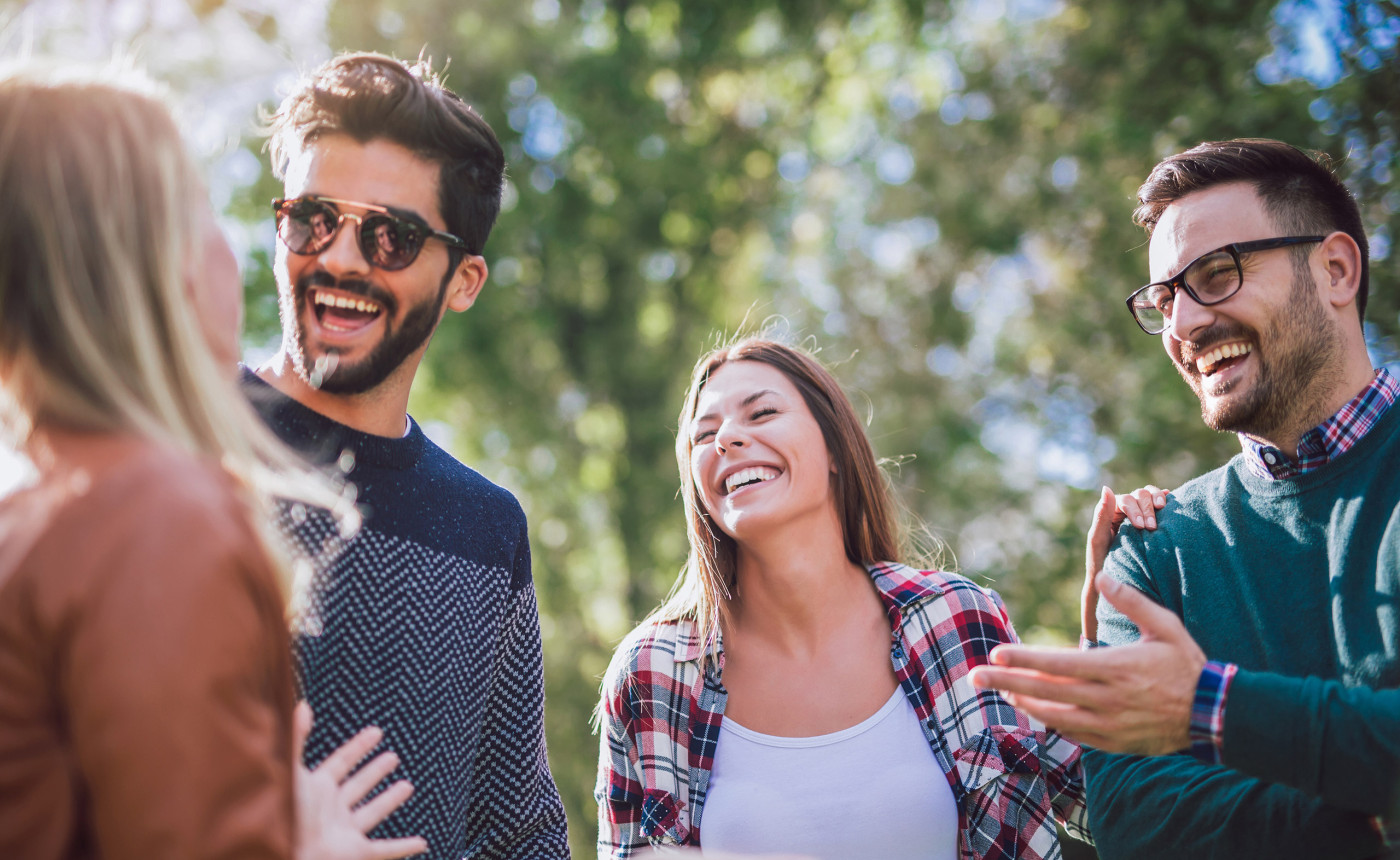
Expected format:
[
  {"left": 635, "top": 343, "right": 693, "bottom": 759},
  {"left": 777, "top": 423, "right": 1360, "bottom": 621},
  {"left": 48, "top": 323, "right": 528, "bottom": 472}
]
[
  {"left": 242, "top": 52, "right": 569, "bottom": 858},
  {"left": 972, "top": 138, "right": 1399, "bottom": 859}
]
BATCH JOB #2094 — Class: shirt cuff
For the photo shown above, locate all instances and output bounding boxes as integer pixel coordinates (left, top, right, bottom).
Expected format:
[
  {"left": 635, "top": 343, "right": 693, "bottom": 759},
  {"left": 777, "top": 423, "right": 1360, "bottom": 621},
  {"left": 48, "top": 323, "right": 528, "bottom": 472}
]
[{"left": 1188, "top": 660, "right": 1237, "bottom": 763}]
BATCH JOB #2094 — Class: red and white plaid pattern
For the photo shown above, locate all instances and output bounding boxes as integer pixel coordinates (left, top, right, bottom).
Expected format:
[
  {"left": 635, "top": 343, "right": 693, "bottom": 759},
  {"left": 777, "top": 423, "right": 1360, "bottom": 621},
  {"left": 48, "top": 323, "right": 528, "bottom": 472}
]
[
  {"left": 595, "top": 562, "right": 1090, "bottom": 859},
  {"left": 1243, "top": 367, "right": 1399, "bottom": 480}
]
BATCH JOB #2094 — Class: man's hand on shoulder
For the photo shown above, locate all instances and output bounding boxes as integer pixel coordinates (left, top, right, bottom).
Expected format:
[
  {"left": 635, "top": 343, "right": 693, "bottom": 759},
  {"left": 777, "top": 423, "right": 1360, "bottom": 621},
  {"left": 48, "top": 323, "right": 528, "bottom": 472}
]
[{"left": 971, "top": 575, "right": 1205, "bottom": 756}]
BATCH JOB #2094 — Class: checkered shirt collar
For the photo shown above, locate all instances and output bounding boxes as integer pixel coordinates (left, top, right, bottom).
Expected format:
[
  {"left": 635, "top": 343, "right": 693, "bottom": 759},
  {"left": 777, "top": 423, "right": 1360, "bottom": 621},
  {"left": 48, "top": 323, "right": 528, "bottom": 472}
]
[{"left": 1241, "top": 367, "right": 1399, "bottom": 480}]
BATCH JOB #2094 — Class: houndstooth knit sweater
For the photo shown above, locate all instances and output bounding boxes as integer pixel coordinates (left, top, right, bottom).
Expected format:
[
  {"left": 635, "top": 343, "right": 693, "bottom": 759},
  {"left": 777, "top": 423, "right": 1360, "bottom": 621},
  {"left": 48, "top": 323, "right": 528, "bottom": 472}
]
[{"left": 243, "top": 369, "right": 570, "bottom": 859}]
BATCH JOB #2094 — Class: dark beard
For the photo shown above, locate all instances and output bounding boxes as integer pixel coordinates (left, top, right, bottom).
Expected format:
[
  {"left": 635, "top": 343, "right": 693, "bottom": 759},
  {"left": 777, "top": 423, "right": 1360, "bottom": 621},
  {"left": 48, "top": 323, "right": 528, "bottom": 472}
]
[
  {"left": 280, "top": 270, "right": 447, "bottom": 395},
  {"left": 1178, "top": 269, "right": 1342, "bottom": 438}
]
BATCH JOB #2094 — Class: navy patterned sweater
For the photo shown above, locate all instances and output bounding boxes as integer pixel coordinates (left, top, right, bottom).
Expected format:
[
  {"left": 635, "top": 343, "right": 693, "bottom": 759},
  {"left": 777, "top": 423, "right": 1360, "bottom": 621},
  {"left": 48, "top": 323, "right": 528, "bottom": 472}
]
[{"left": 243, "top": 369, "right": 570, "bottom": 859}]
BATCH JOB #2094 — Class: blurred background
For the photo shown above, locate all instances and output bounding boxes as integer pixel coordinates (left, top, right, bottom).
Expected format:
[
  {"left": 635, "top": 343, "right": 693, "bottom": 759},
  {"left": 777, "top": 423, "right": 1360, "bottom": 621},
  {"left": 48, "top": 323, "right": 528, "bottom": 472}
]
[{"left": 4, "top": 0, "right": 1398, "bottom": 854}]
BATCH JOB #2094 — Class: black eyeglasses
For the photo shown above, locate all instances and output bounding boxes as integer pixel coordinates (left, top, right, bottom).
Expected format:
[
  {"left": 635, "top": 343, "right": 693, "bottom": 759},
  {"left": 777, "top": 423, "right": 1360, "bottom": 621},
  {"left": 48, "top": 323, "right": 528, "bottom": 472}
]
[
  {"left": 272, "top": 195, "right": 469, "bottom": 272},
  {"left": 1125, "top": 235, "right": 1325, "bottom": 335}
]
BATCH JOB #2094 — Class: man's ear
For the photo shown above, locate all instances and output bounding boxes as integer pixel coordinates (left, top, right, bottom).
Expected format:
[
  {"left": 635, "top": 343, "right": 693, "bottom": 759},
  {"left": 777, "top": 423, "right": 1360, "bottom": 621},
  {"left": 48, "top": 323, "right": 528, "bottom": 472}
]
[
  {"left": 1319, "top": 230, "right": 1362, "bottom": 310},
  {"left": 445, "top": 254, "right": 488, "bottom": 313}
]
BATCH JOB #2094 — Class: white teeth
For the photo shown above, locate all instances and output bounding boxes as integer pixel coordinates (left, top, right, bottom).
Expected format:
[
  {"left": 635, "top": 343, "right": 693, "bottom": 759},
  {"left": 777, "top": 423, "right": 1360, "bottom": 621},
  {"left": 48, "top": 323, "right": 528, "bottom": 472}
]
[
  {"left": 311, "top": 290, "right": 380, "bottom": 315},
  {"left": 724, "top": 466, "right": 780, "bottom": 494},
  {"left": 1195, "top": 342, "right": 1252, "bottom": 374}
]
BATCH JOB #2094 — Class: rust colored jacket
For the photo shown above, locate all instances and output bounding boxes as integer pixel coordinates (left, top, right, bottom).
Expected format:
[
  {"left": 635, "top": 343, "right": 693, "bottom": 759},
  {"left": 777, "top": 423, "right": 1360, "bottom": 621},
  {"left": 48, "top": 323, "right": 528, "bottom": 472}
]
[{"left": 0, "top": 429, "right": 295, "bottom": 859}]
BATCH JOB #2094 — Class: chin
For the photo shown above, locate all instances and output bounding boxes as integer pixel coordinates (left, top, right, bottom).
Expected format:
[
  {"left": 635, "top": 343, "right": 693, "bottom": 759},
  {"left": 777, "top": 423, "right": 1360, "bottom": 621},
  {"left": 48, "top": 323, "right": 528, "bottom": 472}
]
[{"left": 1200, "top": 393, "right": 1269, "bottom": 435}]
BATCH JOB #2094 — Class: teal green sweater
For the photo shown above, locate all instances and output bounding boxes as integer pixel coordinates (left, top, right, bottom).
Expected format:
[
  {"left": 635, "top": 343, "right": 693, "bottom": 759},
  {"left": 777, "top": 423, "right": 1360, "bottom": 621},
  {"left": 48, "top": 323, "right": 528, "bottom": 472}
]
[{"left": 1087, "top": 402, "right": 1400, "bottom": 860}]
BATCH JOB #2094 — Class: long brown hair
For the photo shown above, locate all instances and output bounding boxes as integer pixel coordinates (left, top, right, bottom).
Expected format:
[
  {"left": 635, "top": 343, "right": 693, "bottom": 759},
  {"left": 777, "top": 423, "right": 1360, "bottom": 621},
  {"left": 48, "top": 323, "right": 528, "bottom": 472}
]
[{"left": 653, "top": 337, "right": 902, "bottom": 660}]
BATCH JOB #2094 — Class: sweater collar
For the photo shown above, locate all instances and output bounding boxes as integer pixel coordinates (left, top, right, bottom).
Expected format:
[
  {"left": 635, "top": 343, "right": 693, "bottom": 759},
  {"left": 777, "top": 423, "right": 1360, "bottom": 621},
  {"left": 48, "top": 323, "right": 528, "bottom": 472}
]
[{"left": 240, "top": 366, "right": 426, "bottom": 472}]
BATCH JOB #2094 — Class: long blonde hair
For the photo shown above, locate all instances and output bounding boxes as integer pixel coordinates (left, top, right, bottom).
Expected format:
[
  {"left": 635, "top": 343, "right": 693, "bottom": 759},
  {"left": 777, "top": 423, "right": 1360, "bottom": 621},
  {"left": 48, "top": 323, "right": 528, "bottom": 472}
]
[
  {"left": 0, "top": 62, "right": 351, "bottom": 592},
  {"left": 652, "top": 337, "right": 903, "bottom": 663}
]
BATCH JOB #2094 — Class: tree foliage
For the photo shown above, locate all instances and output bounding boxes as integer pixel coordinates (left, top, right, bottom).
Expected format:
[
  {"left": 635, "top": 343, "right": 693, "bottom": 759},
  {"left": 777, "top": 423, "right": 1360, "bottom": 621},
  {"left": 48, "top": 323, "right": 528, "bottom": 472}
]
[
  {"left": 14, "top": 0, "right": 1394, "bottom": 854},
  {"left": 240, "top": 1, "right": 1399, "bottom": 852}
]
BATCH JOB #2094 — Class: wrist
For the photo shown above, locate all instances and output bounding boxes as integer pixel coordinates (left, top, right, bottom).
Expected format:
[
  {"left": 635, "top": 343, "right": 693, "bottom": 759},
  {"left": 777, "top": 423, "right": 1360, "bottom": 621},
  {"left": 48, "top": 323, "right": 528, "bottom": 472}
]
[{"left": 1188, "top": 660, "right": 1237, "bottom": 763}]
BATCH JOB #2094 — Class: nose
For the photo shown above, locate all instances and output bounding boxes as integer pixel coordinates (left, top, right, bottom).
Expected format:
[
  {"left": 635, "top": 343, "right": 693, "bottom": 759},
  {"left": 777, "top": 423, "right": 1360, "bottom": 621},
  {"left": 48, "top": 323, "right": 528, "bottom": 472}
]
[
  {"left": 319, "top": 213, "right": 371, "bottom": 277},
  {"left": 714, "top": 420, "right": 747, "bottom": 452},
  {"left": 1166, "top": 286, "right": 1215, "bottom": 343}
]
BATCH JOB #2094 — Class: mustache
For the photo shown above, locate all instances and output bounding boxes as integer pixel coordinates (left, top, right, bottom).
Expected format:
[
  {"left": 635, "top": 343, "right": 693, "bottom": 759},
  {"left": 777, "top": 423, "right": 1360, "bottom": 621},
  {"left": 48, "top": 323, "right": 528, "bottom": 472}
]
[{"left": 295, "top": 270, "right": 397, "bottom": 315}]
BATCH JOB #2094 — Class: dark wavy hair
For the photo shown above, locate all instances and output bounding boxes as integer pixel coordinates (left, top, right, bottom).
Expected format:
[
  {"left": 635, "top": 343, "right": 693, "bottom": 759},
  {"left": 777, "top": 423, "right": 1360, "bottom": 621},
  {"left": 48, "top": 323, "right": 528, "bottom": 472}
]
[
  {"left": 265, "top": 52, "right": 504, "bottom": 256},
  {"left": 1134, "top": 138, "right": 1369, "bottom": 320}
]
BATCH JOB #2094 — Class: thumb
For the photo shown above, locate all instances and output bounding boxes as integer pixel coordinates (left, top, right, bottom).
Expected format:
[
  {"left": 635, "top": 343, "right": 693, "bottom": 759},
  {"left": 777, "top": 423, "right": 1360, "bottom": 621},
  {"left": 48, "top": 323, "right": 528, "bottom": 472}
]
[
  {"left": 1086, "top": 486, "right": 1118, "bottom": 576},
  {"left": 1096, "top": 574, "right": 1184, "bottom": 643},
  {"left": 293, "top": 700, "right": 313, "bottom": 766}
]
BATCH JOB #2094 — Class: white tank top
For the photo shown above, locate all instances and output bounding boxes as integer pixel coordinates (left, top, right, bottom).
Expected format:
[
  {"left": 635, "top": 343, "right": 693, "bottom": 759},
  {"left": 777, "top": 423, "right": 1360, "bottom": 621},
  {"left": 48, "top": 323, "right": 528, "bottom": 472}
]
[{"left": 701, "top": 688, "right": 959, "bottom": 860}]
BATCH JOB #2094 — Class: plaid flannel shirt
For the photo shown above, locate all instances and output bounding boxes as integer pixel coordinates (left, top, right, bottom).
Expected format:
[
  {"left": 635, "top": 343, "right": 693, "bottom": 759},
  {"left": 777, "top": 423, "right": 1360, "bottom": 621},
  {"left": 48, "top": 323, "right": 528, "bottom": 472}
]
[{"left": 596, "top": 562, "right": 1090, "bottom": 859}]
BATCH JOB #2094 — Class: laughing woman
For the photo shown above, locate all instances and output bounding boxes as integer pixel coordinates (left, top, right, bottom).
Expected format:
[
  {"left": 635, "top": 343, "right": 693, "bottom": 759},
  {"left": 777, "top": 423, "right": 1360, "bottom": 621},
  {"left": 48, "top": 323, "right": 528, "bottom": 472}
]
[{"left": 596, "top": 338, "right": 1090, "bottom": 860}]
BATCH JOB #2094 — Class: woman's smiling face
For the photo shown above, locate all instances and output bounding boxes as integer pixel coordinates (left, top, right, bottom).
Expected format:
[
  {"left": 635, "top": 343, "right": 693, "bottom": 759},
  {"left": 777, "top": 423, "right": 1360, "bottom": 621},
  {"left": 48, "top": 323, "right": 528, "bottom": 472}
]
[{"left": 687, "top": 360, "right": 836, "bottom": 543}]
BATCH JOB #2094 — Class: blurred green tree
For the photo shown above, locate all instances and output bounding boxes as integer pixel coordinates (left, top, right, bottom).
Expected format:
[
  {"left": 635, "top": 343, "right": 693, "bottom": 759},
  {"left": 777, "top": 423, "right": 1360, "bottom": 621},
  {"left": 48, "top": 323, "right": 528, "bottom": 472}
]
[
  {"left": 226, "top": 0, "right": 1399, "bottom": 853},
  {"left": 9, "top": 0, "right": 1394, "bottom": 855}
]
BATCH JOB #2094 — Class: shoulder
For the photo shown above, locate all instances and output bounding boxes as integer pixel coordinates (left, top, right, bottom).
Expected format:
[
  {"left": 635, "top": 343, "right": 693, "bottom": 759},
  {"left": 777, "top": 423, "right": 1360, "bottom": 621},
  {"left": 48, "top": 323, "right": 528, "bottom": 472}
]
[
  {"left": 417, "top": 434, "right": 526, "bottom": 524},
  {"left": 599, "top": 617, "right": 703, "bottom": 721},
  {"left": 1164, "top": 458, "right": 1243, "bottom": 509},
  {"left": 870, "top": 562, "right": 1019, "bottom": 657},
  {"left": 2, "top": 436, "right": 275, "bottom": 625},
  {"left": 15, "top": 436, "right": 247, "bottom": 540},
  {"left": 105, "top": 447, "right": 258, "bottom": 560},
  {"left": 869, "top": 561, "right": 1010, "bottom": 619},
  {"left": 1104, "top": 459, "right": 1240, "bottom": 577},
  {"left": 604, "top": 617, "right": 699, "bottom": 689}
]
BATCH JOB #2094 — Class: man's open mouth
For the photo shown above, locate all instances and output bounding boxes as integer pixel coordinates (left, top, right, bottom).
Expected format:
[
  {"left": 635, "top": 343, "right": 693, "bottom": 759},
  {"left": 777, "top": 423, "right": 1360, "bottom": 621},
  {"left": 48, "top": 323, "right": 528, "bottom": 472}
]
[
  {"left": 1195, "top": 341, "right": 1252, "bottom": 376},
  {"left": 310, "top": 287, "right": 385, "bottom": 334}
]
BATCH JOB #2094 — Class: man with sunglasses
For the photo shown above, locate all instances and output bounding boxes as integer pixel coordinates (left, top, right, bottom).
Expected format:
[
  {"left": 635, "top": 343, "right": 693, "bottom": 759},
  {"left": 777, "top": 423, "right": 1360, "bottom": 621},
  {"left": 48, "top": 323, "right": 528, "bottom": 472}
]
[
  {"left": 242, "top": 52, "right": 569, "bottom": 858},
  {"left": 972, "top": 138, "right": 1399, "bottom": 858}
]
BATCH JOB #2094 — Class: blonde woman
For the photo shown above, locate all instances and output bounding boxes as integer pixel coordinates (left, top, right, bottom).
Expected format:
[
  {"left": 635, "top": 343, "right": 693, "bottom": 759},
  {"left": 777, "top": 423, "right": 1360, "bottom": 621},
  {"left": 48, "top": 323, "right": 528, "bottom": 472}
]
[
  {"left": 0, "top": 66, "right": 414, "bottom": 860},
  {"left": 596, "top": 338, "right": 1090, "bottom": 860}
]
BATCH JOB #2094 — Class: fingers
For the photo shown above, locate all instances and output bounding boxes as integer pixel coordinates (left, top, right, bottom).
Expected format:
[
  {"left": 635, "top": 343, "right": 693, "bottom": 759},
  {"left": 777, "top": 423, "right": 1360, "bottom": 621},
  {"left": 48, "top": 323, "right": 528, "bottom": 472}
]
[
  {"left": 293, "top": 701, "right": 313, "bottom": 766},
  {"left": 1086, "top": 486, "right": 1118, "bottom": 578},
  {"left": 316, "top": 725, "right": 384, "bottom": 784},
  {"left": 996, "top": 691, "right": 1101, "bottom": 732},
  {"left": 987, "top": 643, "right": 1111, "bottom": 679},
  {"left": 355, "top": 779, "right": 416, "bottom": 832},
  {"left": 1119, "top": 491, "right": 1152, "bottom": 529},
  {"left": 1116, "top": 484, "right": 1170, "bottom": 529},
  {"left": 1145, "top": 485, "right": 1169, "bottom": 509},
  {"left": 341, "top": 750, "right": 402, "bottom": 805},
  {"left": 1083, "top": 487, "right": 1118, "bottom": 642},
  {"left": 968, "top": 664, "right": 1106, "bottom": 708},
  {"left": 1087, "top": 487, "right": 1118, "bottom": 554},
  {"left": 366, "top": 835, "right": 428, "bottom": 860}
]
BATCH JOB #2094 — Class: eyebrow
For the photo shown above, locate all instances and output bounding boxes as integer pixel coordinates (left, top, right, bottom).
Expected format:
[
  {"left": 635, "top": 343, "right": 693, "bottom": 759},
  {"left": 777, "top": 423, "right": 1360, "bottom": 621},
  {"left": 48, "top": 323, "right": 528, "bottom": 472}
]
[
  {"left": 383, "top": 204, "right": 431, "bottom": 229},
  {"left": 693, "top": 389, "right": 779, "bottom": 426},
  {"left": 309, "top": 195, "right": 433, "bottom": 229}
]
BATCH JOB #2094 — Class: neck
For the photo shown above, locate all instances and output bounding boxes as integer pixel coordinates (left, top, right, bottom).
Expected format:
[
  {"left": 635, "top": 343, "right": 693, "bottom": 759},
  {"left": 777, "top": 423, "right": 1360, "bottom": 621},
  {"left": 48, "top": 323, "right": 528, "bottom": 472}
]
[
  {"left": 1247, "top": 351, "right": 1377, "bottom": 454},
  {"left": 725, "top": 515, "right": 877, "bottom": 656},
  {"left": 256, "top": 351, "right": 413, "bottom": 438}
]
